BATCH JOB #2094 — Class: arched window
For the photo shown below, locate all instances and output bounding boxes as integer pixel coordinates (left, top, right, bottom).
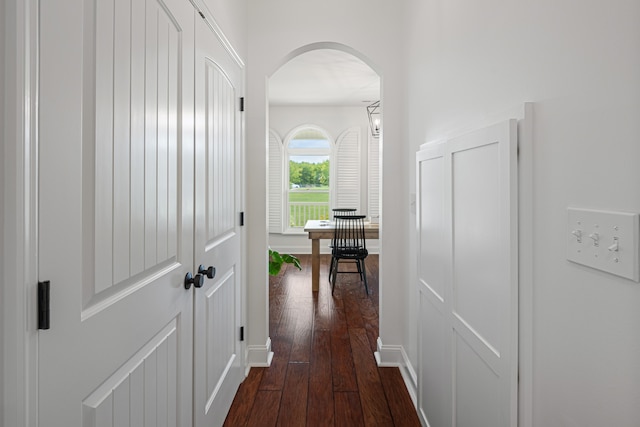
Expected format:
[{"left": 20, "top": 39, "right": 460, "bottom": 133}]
[
  {"left": 269, "top": 125, "right": 362, "bottom": 233},
  {"left": 285, "top": 126, "right": 332, "bottom": 229}
]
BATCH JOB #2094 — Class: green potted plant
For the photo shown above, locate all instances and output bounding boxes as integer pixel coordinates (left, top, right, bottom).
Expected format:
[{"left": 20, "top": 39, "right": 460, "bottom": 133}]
[{"left": 268, "top": 248, "right": 302, "bottom": 276}]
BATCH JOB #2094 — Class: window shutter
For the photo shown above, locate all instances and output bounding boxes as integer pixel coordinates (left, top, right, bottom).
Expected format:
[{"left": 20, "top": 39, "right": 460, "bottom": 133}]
[
  {"left": 368, "top": 134, "right": 380, "bottom": 220},
  {"left": 335, "top": 128, "right": 361, "bottom": 212},
  {"left": 269, "top": 130, "right": 283, "bottom": 233}
]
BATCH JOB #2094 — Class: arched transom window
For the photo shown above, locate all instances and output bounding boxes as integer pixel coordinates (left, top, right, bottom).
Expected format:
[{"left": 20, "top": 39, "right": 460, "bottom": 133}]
[{"left": 286, "top": 127, "right": 332, "bottom": 228}]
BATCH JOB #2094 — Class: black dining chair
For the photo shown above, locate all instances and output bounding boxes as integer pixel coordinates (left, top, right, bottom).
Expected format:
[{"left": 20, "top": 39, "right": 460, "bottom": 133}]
[
  {"left": 328, "top": 208, "right": 358, "bottom": 279},
  {"left": 331, "top": 207, "right": 357, "bottom": 220},
  {"left": 329, "top": 215, "right": 369, "bottom": 295}
]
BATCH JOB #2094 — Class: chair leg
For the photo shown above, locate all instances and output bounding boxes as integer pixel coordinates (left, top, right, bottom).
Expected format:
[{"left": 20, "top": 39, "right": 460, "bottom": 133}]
[
  {"left": 355, "top": 258, "right": 363, "bottom": 281},
  {"left": 360, "top": 259, "right": 369, "bottom": 295},
  {"left": 328, "top": 256, "right": 335, "bottom": 284},
  {"left": 331, "top": 258, "right": 338, "bottom": 295}
]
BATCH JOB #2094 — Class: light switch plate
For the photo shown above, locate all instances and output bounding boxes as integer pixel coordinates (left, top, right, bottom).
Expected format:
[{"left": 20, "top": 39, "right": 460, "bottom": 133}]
[{"left": 567, "top": 208, "right": 639, "bottom": 282}]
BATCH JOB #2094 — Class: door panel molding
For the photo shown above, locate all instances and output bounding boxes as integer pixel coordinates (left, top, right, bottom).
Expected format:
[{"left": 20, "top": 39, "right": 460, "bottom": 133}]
[
  {"left": 82, "top": 0, "right": 183, "bottom": 301},
  {"left": 81, "top": 261, "right": 182, "bottom": 321},
  {"left": 82, "top": 319, "right": 180, "bottom": 425},
  {"left": 204, "top": 59, "right": 237, "bottom": 242},
  {"left": 204, "top": 268, "right": 237, "bottom": 407},
  {"left": 416, "top": 119, "right": 518, "bottom": 427}
]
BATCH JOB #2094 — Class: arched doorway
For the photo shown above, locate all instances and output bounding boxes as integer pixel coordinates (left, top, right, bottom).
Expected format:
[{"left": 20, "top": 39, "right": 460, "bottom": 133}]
[{"left": 267, "top": 45, "right": 382, "bottom": 258}]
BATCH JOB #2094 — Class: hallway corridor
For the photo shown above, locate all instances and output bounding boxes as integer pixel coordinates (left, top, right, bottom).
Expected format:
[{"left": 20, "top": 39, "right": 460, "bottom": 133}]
[{"left": 223, "top": 254, "right": 420, "bottom": 426}]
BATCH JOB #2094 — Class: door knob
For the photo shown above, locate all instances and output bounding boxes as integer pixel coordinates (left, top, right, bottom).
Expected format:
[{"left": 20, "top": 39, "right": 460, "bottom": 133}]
[
  {"left": 184, "top": 272, "right": 204, "bottom": 290},
  {"left": 198, "top": 265, "right": 216, "bottom": 279}
]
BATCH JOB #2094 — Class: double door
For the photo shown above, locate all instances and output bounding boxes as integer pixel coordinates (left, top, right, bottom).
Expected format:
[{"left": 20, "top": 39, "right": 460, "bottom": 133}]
[{"left": 38, "top": 1, "right": 243, "bottom": 425}]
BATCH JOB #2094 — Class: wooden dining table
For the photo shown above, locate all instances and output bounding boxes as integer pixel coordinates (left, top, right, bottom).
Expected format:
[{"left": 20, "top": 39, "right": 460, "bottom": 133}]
[{"left": 303, "top": 219, "right": 380, "bottom": 291}]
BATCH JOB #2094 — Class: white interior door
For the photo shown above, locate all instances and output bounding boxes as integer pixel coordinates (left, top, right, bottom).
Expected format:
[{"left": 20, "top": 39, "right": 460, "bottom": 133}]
[
  {"left": 38, "top": 0, "right": 196, "bottom": 425},
  {"left": 193, "top": 15, "right": 245, "bottom": 427},
  {"left": 417, "top": 119, "right": 518, "bottom": 427}
]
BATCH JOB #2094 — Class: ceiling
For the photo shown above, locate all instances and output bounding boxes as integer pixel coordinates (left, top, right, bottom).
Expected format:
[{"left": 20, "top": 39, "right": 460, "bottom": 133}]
[{"left": 268, "top": 49, "right": 380, "bottom": 107}]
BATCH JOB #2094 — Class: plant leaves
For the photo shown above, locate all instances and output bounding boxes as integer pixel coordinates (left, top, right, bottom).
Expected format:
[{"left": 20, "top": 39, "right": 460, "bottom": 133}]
[
  {"left": 281, "top": 253, "right": 302, "bottom": 271},
  {"left": 268, "top": 248, "right": 301, "bottom": 275}
]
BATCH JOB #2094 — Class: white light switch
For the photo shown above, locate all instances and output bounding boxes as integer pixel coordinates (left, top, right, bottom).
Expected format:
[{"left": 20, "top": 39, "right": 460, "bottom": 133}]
[{"left": 567, "top": 208, "right": 639, "bottom": 282}]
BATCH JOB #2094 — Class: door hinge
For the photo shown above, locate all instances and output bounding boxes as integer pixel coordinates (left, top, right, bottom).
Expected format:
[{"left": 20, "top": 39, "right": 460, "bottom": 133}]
[
  {"left": 240, "top": 326, "right": 244, "bottom": 341},
  {"left": 239, "top": 97, "right": 245, "bottom": 112},
  {"left": 239, "top": 211, "right": 245, "bottom": 226},
  {"left": 198, "top": 10, "right": 205, "bottom": 19},
  {"left": 38, "top": 280, "right": 51, "bottom": 330}
]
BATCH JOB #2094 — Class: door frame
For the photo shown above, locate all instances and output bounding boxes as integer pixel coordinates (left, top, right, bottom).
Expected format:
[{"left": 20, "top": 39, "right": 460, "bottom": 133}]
[{"left": 2, "top": 0, "right": 39, "bottom": 426}]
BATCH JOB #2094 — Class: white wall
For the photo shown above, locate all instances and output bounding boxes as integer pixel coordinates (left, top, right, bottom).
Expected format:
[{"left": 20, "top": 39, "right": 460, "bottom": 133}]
[
  {"left": 405, "top": 0, "right": 640, "bottom": 425},
  {"left": 268, "top": 105, "right": 379, "bottom": 254},
  {"left": 246, "top": 0, "right": 409, "bottom": 363}
]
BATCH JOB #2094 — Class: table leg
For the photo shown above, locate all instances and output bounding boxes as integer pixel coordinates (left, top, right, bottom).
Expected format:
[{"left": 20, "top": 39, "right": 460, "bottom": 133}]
[{"left": 311, "top": 238, "right": 320, "bottom": 292}]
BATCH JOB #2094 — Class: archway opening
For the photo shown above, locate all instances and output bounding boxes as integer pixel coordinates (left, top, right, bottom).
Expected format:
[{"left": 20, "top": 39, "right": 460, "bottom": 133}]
[{"left": 267, "top": 46, "right": 381, "bottom": 251}]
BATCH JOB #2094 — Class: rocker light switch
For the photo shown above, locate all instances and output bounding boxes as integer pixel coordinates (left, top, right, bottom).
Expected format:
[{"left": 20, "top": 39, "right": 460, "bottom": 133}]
[{"left": 567, "top": 208, "right": 639, "bottom": 282}]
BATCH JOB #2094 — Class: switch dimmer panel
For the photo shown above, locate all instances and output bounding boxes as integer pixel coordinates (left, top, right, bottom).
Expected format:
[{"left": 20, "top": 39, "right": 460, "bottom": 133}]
[{"left": 567, "top": 208, "right": 639, "bottom": 282}]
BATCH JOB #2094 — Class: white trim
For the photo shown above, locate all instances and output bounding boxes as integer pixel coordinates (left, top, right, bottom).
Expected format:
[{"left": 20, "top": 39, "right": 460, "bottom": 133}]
[
  {"left": 188, "top": 0, "right": 245, "bottom": 69},
  {"left": 517, "top": 102, "right": 534, "bottom": 427},
  {"left": 245, "top": 337, "right": 274, "bottom": 372},
  {"left": 239, "top": 71, "right": 248, "bottom": 383},
  {"left": 375, "top": 338, "right": 418, "bottom": 408},
  {"left": 268, "top": 42, "right": 381, "bottom": 78},
  {"left": 3, "top": 1, "right": 38, "bottom": 426},
  {"left": 0, "top": 0, "right": 5, "bottom": 418}
]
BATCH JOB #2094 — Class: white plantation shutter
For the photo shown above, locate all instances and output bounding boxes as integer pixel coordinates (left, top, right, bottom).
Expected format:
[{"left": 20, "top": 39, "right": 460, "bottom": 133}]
[
  {"left": 335, "top": 127, "right": 361, "bottom": 212},
  {"left": 269, "top": 130, "right": 283, "bottom": 232},
  {"left": 368, "top": 134, "right": 380, "bottom": 220}
]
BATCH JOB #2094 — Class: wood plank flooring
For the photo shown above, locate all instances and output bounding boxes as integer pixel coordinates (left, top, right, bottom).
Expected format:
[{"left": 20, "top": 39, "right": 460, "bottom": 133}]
[{"left": 224, "top": 254, "right": 420, "bottom": 426}]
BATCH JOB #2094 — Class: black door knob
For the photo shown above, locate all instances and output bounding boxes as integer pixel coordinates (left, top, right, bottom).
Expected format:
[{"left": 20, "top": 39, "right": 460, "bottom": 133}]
[
  {"left": 184, "top": 272, "right": 205, "bottom": 290},
  {"left": 198, "top": 265, "right": 216, "bottom": 279}
]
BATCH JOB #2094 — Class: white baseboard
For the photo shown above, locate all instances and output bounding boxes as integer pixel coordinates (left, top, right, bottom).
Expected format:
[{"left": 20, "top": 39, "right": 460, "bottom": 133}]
[
  {"left": 245, "top": 337, "right": 274, "bottom": 375},
  {"left": 374, "top": 337, "right": 418, "bottom": 407}
]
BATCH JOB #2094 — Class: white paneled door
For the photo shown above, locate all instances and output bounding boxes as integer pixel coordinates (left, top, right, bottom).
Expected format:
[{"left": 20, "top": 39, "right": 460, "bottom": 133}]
[
  {"left": 38, "top": 0, "right": 196, "bottom": 424},
  {"left": 417, "top": 120, "right": 518, "bottom": 427},
  {"left": 193, "top": 15, "right": 245, "bottom": 427}
]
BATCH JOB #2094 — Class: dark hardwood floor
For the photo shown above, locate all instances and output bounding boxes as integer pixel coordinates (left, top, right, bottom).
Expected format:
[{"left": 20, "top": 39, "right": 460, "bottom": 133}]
[{"left": 224, "top": 254, "right": 421, "bottom": 426}]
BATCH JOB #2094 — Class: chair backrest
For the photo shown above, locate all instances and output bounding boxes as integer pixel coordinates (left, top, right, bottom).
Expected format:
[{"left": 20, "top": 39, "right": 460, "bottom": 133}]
[
  {"left": 332, "top": 215, "right": 367, "bottom": 253},
  {"left": 331, "top": 208, "right": 357, "bottom": 221}
]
